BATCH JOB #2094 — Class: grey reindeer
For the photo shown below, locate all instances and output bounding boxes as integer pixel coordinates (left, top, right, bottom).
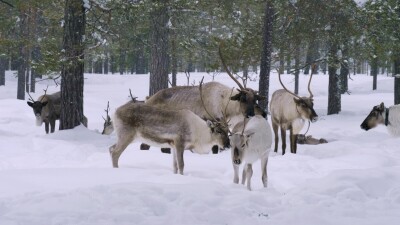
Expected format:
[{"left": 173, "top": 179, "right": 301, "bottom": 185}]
[{"left": 109, "top": 100, "right": 231, "bottom": 174}]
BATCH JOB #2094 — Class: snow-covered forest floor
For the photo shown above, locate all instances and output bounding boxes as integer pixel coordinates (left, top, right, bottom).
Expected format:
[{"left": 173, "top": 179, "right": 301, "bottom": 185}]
[{"left": 1, "top": 71, "right": 399, "bottom": 225}]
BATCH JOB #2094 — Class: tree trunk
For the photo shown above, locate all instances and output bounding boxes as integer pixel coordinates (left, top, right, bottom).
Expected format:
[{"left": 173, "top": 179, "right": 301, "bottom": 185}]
[
  {"left": 395, "top": 56, "right": 400, "bottom": 105},
  {"left": 286, "top": 45, "right": 291, "bottom": 74},
  {"left": 171, "top": 18, "right": 177, "bottom": 87},
  {"left": 119, "top": 49, "right": 125, "bottom": 75},
  {"left": 149, "top": 0, "right": 169, "bottom": 96},
  {"left": 327, "top": 42, "right": 341, "bottom": 115},
  {"left": 278, "top": 47, "right": 284, "bottom": 74},
  {"left": 258, "top": 0, "right": 274, "bottom": 114},
  {"left": 136, "top": 45, "right": 146, "bottom": 74},
  {"left": 17, "top": 10, "right": 28, "bottom": 100},
  {"left": 294, "top": 40, "right": 300, "bottom": 95},
  {"left": 340, "top": 44, "right": 349, "bottom": 94},
  {"left": 104, "top": 49, "right": 109, "bottom": 74},
  {"left": 371, "top": 56, "right": 378, "bottom": 90},
  {"left": 59, "top": 0, "right": 86, "bottom": 130},
  {"left": 0, "top": 55, "right": 6, "bottom": 86},
  {"left": 304, "top": 39, "right": 319, "bottom": 75}
]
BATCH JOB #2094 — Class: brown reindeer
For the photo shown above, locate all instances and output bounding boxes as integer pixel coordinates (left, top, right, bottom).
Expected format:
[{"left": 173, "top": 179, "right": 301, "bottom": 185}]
[
  {"left": 270, "top": 69, "right": 318, "bottom": 155},
  {"left": 27, "top": 90, "right": 61, "bottom": 134}
]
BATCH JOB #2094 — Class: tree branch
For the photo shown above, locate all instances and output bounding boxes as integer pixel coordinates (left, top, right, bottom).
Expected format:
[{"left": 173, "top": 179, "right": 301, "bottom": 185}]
[{"left": 0, "top": 0, "right": 14, "bottom": 8}]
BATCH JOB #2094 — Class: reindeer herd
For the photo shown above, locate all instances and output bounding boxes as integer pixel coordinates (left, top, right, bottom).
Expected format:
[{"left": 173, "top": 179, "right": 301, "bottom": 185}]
[{"left": 25, "top": 63, "right": 400, "bottom": 191}]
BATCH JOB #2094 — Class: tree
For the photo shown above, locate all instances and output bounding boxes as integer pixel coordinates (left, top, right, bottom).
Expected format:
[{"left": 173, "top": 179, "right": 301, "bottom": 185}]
[
  {"left": 59, "top": 0, "right": 86, "bottom": 130},
  {"left": 258, "top": 0, "right": 274, "bottom": 114},
  {"left": 149, "top": 0, "right": 169, "bottom": 96}
]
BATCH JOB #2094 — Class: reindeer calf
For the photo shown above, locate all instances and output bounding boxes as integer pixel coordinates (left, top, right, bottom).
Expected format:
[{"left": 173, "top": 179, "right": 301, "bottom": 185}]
[
  {"left": 230, "top": 115, "right": 272, "bottom": 191},
  {"left": 109, "top": 101, "right": 231, "bottom": 174}
]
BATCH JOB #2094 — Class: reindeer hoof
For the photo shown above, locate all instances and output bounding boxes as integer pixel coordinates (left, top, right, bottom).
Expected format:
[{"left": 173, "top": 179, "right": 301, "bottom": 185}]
[
  {"left": 140, "top": 143, "right": 150, "bottom": 150},
  {"left": 161, "top": 148, "right": 171, "bottom": 154},
  {"left": 212, "top": 145, "right": 219, "bottom": 154}
]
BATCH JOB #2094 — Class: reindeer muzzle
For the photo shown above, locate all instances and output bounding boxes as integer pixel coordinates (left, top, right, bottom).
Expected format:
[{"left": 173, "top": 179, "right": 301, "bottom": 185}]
[
  {"left": 360, "top": 123, "right": 369, "bottom": 131},
  {"left": 311, "top": 116, "right": 318, "bottom": 123}
]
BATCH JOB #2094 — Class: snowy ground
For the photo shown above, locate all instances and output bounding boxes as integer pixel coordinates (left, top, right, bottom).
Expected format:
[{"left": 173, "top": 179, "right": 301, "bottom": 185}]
[{"left": 0, "top": 70, "right": 399, "bottom": 225}]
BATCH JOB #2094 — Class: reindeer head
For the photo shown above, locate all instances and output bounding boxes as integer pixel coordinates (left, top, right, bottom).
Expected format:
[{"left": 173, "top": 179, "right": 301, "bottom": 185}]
[
  {"left": 207, "top": 119, "right": 231, "bottom": 150},
  {"left": 360, "top": 102, "right": 386, "bottom": 131},
  {"left": 278, "top": 65, "right": 318, "bottom": 123},
  {"left": 26, "top": 90, "right": 48, "bottom": 126},
  {"left": 219, "top": 43, "right": 266, "bottom": 118},
  {"left": 230, "top": 88, "right": 266, "bottom": 118},
  {"left": 230, "top": 131, "right": 254, "bottom": 165}
]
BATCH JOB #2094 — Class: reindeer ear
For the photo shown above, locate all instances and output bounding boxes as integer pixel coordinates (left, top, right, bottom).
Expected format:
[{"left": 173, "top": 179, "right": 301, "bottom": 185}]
[
  {"left": 293, "top": 98, "right": 301, "bottom": 104},
  {"left": 42, "top": 101, "right": 48, "bottom": 107},
  {"left": 380, "top": 102, "right": 385, "bottom": 110},
  {"left": 27, "top": 102, "right": 33, "bottom": 107},
  {"left": 230, "top": 93, "right": 241, "bottom": 101}
]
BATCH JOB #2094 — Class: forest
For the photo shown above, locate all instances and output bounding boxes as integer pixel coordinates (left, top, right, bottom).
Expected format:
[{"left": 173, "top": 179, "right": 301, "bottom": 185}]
[{"left": 1, "top": 0, "right": 399, "bottom": 128}]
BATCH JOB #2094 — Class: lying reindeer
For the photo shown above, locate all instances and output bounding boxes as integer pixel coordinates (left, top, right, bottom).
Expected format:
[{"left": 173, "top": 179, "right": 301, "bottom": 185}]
[
  {"left": 270, "top": 68, "right": 318, "bottom": 155},
  {"left": 360, "top": 102, "right": 400, "bottom": 136},
  {"left": 296, "top": 134, "right": 328, "bottom": 145},
  {"left": 109, "top": 101, "right": 231, "bottom": 174},
  {"left": 27, "top": 91, "right": 61, "bottom": 134},
  {"left": 230, "top": 115, "right": 272, "bottom": 191},
  {"left": 27, "top": 90, "right": 88, "bottom": 134}
]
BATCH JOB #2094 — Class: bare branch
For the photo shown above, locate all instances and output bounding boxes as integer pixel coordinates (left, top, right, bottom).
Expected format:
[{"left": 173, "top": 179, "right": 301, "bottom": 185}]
[{"left": 0, "top": 0, "right": 13, "bottom": 8}]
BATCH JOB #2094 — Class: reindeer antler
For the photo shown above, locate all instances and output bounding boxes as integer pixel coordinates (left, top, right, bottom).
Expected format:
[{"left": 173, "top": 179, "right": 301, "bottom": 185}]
[
  {"left": 102, "top": 101, "right": 111, "bottom": 121},
  {"left": 129, "top": 89, "right": 138, "bottom": 102},
  {"left": 277, "top": 69, "right": 300, "bottom": 99},
  {"left": 39, "top": 85, "right": 49, "bottom": 102},
  {"left": 308, "top": 64, "right": 316, "bottom": 99},
  {"left": 26, "top": 91, "right": 35, "bottom": 102},
  {"left": 218, "top": 42, "right": 244, "bottom": 90},
  {"left": 199, "top": 77, "right": 231, "bottom": 134}
]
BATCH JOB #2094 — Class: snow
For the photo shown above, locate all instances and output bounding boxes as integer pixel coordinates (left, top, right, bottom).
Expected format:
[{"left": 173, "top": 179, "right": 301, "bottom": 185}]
[{"left": 1, "top": 70, "right": 400, "bottom": 225}]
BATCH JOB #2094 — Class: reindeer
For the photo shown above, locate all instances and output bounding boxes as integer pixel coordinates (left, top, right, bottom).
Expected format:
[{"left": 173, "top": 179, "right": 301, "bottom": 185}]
[
  {"left": 27, "top": 89, "right": 88, "bottom": 134},
  {"left": 102, "top": 90, "right": 145, "bottom": 135},
  {"left": 230, "top": 115, "right": 272, "bottom": 191},
  {"left": 360, "top": 102, "right": 400, "bottom": 136},
  {"left": 109, "top": 101, "right": 231, "bottom": 174},
  {"left": 142, "top": 46, "right": 266, "bottom": 152},
  {"left": 27, "top": 90, "right": 61, "bottom": 134},
  {"left": 296, "top": 134, "right": 328, "bottom": 145},
  {"left": 270, "top": 70, "right": 318, "bottom": 155}
]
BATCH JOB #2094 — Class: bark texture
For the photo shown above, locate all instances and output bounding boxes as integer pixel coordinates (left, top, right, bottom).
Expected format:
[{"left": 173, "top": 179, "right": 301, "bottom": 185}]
[{"left": 59, "top": 0, "right": 86, "bottom": 130}]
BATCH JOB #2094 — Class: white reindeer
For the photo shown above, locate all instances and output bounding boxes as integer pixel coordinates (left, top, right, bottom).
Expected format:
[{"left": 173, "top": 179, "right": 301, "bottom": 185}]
[
  {"left": 109, "top": 101, "right": 231, "bottom": 174},
  {"left": 230, "top": 115, "right": 272, "bottom": 191},
  {"left": 360, "top": 102, "right": 400, "bottom": 136}
]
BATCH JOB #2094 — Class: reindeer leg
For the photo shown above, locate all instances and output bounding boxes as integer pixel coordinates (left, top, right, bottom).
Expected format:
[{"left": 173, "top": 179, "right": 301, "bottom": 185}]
[
  {"left": 175, "top": 144, "right": 185, "bottom": 175},
  {"left": 261, "top": 155, "right": 268, "bottom": 188},
  {"left": 290, "top": 128, "right": 297, "bottom": 154},
  {"left": 109, "top": 134, "right": 134, "bottom": 168},
  {"left": 272, "top": 122, "right": 279, "bottom": 153},
  {"left": 140, "top": 143, "right": 150, "bottom": 150},
  {"left": 246, "top": 164, "right": 253, "bottom": 191},
  {"left": 241, "top": 164, "right": 247, "bottom": 185},
  {"left": 50, "top": 119, "right": 55, "bottom": 133},
  {"left": 172, "top": 148, "right": 178, "bottom": 174},
  {"left": 233, "top": 164, "right": 239, "bottom": 184},
  {"left": 280, "top": 127, "right": 286, "bottom": 155},
  {"left": 45, "top": 121, "right": 49, "bottom": 134}
]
